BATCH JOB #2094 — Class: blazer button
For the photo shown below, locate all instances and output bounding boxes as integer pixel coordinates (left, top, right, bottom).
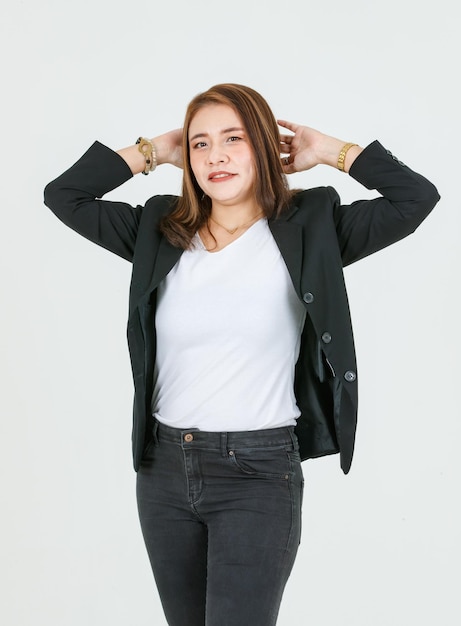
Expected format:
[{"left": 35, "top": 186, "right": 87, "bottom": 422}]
[
  {"left": 386, "top": 149, "right": 405, "bottom": 166},
  {"left": 344, "top": 370, "right": 356, "bottom": 382},
  {"left": 322, "top": 332, "right": 332, "bottom": 343},
  {"left": 303, "top": 292, "right": 314, "bottom": 304}
]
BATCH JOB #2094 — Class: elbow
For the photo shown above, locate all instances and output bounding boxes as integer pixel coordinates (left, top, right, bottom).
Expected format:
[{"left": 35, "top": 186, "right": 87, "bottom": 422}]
[
  {"left": 413, "top": 181, "right": 441, "bottom": 226},
  {"left": 425, "top": 180, "right": 441, "bottom": 211},
  {"left": 43, "top": 180, "right": 69, "bottom": 221},
  {"left": 43, "top": 180, "right": 58, "bottom": 212}
]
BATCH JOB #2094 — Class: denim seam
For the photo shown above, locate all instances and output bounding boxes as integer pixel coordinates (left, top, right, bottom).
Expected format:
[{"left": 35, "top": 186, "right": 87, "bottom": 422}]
[{"left": 283, "top": 452, "right": 296, "bottom": 557}]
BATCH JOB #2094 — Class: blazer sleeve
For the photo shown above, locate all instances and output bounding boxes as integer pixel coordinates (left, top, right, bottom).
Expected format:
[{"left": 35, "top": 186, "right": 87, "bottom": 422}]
[
  {"left": 44, "top": 141, "right": 141, "bottom": 262},
  {"left": 332, "top": 140, "right": 440, "bottom": 266}
]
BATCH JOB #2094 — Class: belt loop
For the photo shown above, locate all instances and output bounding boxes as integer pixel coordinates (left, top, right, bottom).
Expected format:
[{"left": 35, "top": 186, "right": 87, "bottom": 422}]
[
  {"left": 220, "top": 432, "right": 228, "bottom": 457},
  {"left": 152, "top": 419, "right": 159, "bottom": 446}
]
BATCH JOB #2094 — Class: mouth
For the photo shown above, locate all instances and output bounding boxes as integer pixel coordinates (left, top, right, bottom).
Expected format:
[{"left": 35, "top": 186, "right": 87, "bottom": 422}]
[{"left": 208, "top": 171, "right": 236, "bottom": 181}]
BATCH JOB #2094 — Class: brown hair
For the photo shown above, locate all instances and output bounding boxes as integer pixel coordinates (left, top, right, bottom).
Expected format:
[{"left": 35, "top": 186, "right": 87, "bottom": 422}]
[{"left": 160, "top": 83, "right": 293, "bottom": 249}]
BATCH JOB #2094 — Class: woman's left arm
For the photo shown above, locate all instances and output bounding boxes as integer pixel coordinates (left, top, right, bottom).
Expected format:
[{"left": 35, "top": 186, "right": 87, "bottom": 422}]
[{"left": 278, "top": 121, "right": 440, "bottom": 265}]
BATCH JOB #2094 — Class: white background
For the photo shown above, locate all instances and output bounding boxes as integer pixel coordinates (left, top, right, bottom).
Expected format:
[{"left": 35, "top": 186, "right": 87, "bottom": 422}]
[{"left": 1, "top": 1, "right": 459, "bottom": 624}]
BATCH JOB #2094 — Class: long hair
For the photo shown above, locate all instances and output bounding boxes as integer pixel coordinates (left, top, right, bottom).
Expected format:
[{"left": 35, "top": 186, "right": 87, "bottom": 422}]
[{"left": 160, "top": 83, "right": 293, "bottom": 249}]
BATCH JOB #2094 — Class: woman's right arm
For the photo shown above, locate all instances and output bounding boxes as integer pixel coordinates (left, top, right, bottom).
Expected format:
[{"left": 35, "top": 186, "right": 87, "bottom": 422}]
[
  {"left": 43, "top": 130, "right": 183, "bottom": 262},
  {"left": 116, "top": 128, "right": 183, "bottom": 174}
]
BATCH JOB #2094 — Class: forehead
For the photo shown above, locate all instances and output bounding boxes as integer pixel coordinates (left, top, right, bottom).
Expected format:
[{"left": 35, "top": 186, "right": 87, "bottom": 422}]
[{"left": 188, "top": 104, "right": 243, "bottom": 137}]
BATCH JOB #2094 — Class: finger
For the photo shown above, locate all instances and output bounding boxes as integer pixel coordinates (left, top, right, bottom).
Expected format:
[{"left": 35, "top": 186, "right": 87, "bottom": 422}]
[
  {"left": 282, "top": 162, "right": 296, "bottom": 175},
  {"left": 277, "top": 119, "right": 299, "bottom": 133},
  {"left": 279, "top": 134, "right": 293, "bottom": 144}
]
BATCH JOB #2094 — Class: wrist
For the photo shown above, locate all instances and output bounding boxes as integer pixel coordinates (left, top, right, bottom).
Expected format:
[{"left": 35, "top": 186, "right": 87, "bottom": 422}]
[
  {"left": 337, "top": 143, "right": 358, "bottom": 172},
  {"left": 316, "top": 136, "right": 362, "bottom": 173},
  {"left": 136, "top": 137, "right": 157, "bottom": 175},
  {"left": 315, "top": 136, "right": 345, "bottom": 167},
  {"left": 340, "top": 144, "right": 363, "bottom": 173},
  {"left": 150, "top": 135, "right": 174, "bottom": 167}
]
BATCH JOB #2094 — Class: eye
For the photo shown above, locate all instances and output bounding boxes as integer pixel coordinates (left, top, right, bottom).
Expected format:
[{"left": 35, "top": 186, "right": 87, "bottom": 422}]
[
  {"left": 192, "top": 141, "right": 207, "bottom": 149},
  {"left": 227, "top": 136, "right": 242, "bottom": 142}
]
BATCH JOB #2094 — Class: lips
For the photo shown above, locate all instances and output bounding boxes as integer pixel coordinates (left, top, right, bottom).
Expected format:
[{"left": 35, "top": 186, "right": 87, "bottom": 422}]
[{"left": 208, "top": 171, "right": 236, "bottom": 181}]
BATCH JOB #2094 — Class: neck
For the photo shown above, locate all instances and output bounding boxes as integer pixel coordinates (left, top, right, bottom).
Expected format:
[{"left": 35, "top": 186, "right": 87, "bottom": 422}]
[
  {"left": 209, "top": 201, "right": 263, "bottom": 232},
  {"left": 209, "top": 210, "right": 264, "bottom": 236}
]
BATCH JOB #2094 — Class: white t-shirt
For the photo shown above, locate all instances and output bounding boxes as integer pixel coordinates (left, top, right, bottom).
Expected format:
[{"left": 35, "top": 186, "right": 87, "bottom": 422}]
[{"left": 151, "top": 218, "right": 306, "bottom": 431}]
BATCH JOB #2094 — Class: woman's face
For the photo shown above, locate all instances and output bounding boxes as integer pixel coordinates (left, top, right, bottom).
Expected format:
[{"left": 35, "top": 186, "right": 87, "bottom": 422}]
[{"left": 188, "top": 104, "right": 257, "bottom": 211}]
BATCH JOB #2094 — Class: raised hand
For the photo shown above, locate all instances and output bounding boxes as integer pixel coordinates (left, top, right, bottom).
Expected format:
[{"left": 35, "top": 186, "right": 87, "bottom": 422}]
[
  {"left": 278, "top": 120, "right": 326, "bottom": 173},
  {"left": 153, "top": 128, "right": 184, "bottom": 169},
  {"left": 278, "top": 120, "right": 362, "bottom": 174}
]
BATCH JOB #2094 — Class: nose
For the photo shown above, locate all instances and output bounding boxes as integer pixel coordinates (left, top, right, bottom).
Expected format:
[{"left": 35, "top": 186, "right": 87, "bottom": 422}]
[{"left": 207, "top": 143, "right": 227, "bottom": 165}]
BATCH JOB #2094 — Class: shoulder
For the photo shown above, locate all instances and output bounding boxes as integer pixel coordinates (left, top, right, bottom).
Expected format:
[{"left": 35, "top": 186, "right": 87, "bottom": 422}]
[
  {"left": 292, "top": 187, "right": 339, "bottom": 205},
  {"left": 283, "top": 187, "right": 340, "bottom": 223},
  {"left": 143, "top": 194, "right": 179, "bottom": 219}
]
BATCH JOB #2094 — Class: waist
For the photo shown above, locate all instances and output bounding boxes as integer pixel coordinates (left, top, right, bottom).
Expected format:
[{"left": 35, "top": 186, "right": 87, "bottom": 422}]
[{"left": 154, "top": 419, "right": 299, "bottom": 451}]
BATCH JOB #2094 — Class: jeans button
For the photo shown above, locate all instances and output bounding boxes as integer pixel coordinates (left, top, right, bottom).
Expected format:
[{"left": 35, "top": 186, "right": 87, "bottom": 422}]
[{"left": 184, "top": 433, "right": 194, "bottom": 442}]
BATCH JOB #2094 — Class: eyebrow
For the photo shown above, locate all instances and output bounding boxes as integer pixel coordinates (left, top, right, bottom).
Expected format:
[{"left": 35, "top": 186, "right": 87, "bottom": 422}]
[{"left": 189, "top": 127, "right": 245, "bottom": 142}]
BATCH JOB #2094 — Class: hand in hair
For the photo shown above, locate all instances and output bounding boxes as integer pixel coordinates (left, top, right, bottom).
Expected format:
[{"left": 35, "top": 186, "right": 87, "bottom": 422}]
[
  {"left": 278, "top": 120, "right": 362, "bottom": 175},
  {"left": 154, "top": 128, "right": 184, "bottom": 169}
]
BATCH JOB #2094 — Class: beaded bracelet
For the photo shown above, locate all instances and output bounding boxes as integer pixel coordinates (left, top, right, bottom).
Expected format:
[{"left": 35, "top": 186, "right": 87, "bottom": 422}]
[{"left": 135, "top": 137, "right": 157, "bottom": 175}]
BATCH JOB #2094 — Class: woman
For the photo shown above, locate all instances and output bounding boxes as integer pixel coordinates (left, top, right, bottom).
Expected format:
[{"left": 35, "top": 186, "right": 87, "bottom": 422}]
[{"left": 44, "top": 83, "right": 440, "bottom": 625}]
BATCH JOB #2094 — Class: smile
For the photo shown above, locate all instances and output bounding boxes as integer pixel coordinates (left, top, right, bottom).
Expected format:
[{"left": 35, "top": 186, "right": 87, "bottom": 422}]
[{"left": 208, "top": 172, "right": 236, "bottom": 181}]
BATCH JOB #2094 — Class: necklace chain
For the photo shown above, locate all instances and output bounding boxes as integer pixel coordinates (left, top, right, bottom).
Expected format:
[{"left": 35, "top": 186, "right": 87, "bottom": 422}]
[{"left": 209, "top": 211, "right": 264, "bottom": 235}]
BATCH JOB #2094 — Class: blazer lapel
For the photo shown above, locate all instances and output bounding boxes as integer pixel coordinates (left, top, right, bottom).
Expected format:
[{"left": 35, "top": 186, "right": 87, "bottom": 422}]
[
  {"left": 148, "top": 236, "right": 183, "bottom": 294},
  {"left": 269, "top": 219, "right": 303, "bottom": 296},
  {"left": 130, "top": 216, "right": 304, "bottom": 313},
  {"left": 130, "top": 236, "right": 183, "bottom": 314}
]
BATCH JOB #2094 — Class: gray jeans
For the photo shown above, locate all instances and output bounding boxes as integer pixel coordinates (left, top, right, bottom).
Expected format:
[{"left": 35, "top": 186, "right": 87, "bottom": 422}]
[{"left": 136, "top": 420, "right": 304, "bottom": 626}]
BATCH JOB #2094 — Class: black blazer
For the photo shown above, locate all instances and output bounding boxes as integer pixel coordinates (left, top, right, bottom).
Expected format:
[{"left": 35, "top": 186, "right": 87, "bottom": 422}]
[{"left": 44, "top": 140, "right": 440, "bottom": 473}]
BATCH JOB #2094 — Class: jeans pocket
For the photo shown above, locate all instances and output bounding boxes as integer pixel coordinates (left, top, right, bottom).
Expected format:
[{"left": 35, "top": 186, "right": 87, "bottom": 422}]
[{"left": 228, "top": 446, "right": 293, "bottom": 480}]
